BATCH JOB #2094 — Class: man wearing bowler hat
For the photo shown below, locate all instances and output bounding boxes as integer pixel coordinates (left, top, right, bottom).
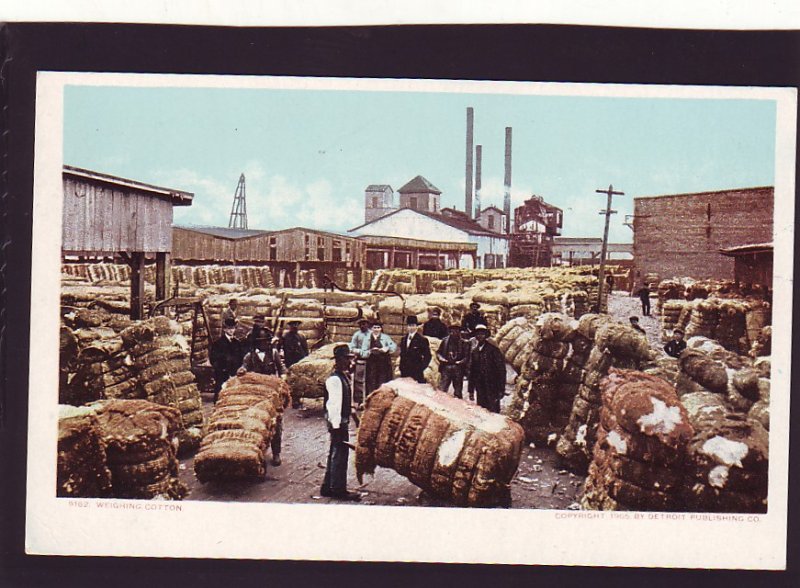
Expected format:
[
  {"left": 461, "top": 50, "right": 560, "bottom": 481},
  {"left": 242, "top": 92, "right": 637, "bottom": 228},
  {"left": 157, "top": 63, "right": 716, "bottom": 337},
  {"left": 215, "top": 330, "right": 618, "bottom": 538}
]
[
  {"left": 468, "top": 324, "right": 506, "bottom": 413},
  {"left": 399, "top": 315, "right": 431, "bottom": 384},
  {"left": 461, "top": 301, "right": 488, "bottom": 337},
  {"left": 210, "top": 316, "right": 244, "bottom": 404}
]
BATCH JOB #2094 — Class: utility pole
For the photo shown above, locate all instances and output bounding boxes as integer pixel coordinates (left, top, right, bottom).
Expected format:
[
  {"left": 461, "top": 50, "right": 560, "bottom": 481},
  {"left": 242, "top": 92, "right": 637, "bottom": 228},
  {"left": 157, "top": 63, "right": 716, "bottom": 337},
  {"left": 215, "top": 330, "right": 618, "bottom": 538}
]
[{"left": 595, "top": 184, "right": 625, "bottom": 313}]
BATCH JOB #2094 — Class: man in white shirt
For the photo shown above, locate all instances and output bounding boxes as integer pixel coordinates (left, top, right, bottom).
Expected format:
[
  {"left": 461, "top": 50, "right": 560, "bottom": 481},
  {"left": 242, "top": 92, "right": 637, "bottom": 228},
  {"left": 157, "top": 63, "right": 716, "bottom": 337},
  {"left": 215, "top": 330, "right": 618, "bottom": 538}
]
[
  {"left": 349, "top": 318, "right": 370, "bottom": 403},
  {"left": 320, "top": 345, "right": 361, "bottom": 501}
]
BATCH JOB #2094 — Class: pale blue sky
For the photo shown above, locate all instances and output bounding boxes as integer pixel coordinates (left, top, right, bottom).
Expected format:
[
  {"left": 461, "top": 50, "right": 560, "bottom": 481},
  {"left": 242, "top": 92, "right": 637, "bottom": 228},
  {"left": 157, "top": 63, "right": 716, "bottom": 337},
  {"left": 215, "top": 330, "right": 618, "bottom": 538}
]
[{"left": 63, "top": 84, "right": 777, "bottom": 243}]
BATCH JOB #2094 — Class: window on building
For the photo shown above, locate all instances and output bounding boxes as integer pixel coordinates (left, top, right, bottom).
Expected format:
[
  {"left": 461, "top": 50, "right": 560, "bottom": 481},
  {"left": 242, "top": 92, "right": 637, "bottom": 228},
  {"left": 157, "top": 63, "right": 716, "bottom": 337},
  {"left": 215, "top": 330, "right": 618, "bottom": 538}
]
[
  {"left": 488, "top": 216, "right": 495, "bottom": 230},
  {"left": 410, "top": 196, "right": 418, "bottom": 209},
  {"left": 269, "top": 236, "right": 277, "bottom": 261},
  {"left": 345, "top": 243, "right": 352, "bottom": 262},
  {"left": 317, "top": 236, "right": 325, "bottom": 260},
  {"left": 304, "top": 235, "right": 310, "bottom": 260},
  {"left": 332, "top": 239, "right": 342, "bottom": 262},
  {"left": 372, "top": 196, "right": 379, "bottom": 208}
]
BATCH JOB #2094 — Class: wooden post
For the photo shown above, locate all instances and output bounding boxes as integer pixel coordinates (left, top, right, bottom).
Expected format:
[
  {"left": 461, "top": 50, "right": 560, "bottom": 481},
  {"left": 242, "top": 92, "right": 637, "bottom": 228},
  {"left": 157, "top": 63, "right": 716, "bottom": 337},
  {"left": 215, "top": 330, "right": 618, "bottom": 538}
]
[
  {"left": 130, "top": 252, "right": 146, "bottom": 320},
  {"left": 155, "top": 252, "right": 170, "bottom": 300}
]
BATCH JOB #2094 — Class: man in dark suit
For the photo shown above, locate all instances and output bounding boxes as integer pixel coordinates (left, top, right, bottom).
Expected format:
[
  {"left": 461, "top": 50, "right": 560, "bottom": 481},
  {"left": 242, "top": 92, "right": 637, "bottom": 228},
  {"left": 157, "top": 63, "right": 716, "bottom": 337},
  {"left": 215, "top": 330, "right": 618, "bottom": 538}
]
[
  {"left": 468, "top": 324, "right": 506, "bottom": 413},
  {"left": 422, "top": 308, "right": 448, "bottom": 339},
  {"left": 437, "top": 323, "right": 472, "bottom": 399},
  {"left": 398, "top": 316, "right": 431, "bottom": 384},
  {"left": 281, "top": 320, "right": 309, "bottom": 368},
  {"left": 461, "top": 302, "right": 488, "bottom": 337},
  {"left": 210, "top": 317, "right": 243, "bottom": 403}
]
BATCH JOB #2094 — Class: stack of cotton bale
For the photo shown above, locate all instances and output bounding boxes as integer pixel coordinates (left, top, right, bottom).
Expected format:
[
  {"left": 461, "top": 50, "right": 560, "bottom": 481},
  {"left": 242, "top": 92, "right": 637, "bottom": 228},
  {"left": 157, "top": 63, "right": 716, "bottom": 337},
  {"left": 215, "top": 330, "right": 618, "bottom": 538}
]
[
  {"left": 89, "top": 399, "right": 187, "bottom": 499},
  {"left": 493, "top": 317, "right": 537, "bottom": 374},
  {"left": 118, "top": 317, "right": 205, "bottom": 454},
  {"left": 656, "top": 279, "right": 685, "bottom": 314},
  {"left": 285, "top": 343, "right": 341, "bottom": 405},
  {"left": 685, "top": 299, "right": 719, "bottom": 340},
  {"left": 194, "top": 373, "right": 290, "bottom": 482},
  {"left": 749, "top": 325, "right": 772, "bottom": 358},
  {"left": 431, "top": 279, "right": 462, "bottom": 293},
  {"left": 556, "top": 315, "right": 655, "bottom": 474},
  {"left": 660, "top": 300, "right": 690, "bottom": 341},
  {"left": 506, "top": 314, "right": 576, "bottom": 443},
  {"left": 324, "top": 304, "right": 378, "bottom": 344},
  {"left": 681, "top": 406, "right": 768, "bottom": 513},
  {"left": 581, "top": 370, "right": 693, "bottom": 511},
  {"left": 57, "top": 405, "right": 113, "bottom": 498},
  {"left": 355, "top": 379, "right": 525, "bottom": 507}
]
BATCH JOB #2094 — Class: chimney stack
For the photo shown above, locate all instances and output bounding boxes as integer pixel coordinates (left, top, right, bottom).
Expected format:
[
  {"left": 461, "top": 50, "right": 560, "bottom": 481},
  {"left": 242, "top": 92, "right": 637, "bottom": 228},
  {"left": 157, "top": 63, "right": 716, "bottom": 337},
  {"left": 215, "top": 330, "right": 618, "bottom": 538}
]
[
  {"left": 475, "top": 144, "right": 482, "bottom": 218},
  {"left": 465, "top": 107, "right": 474, "bottom": 219},
  {"left": 504, "top": 126, "right": 512, "bottom": 233}
]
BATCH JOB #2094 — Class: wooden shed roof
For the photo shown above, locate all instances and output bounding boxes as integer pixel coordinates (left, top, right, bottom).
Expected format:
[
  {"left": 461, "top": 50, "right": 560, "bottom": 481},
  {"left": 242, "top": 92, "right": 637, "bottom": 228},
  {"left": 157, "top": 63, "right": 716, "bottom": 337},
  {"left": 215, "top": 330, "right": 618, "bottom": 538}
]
[{"left": 64, "top": 165, "right": 194, "bottom": 205}]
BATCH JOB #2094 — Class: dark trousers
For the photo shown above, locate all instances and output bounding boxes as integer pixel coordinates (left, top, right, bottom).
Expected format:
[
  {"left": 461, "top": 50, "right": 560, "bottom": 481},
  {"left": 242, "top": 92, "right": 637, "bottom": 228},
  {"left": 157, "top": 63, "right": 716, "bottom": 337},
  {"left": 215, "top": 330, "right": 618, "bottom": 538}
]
[
  {"left": 321, "top": 429, "right": 350, "bottom": 494},
  {"left": 353, "top": 360, "right": 367, "bottom": 404},
  {"left": 476, "top": 387, "right": 501, "bottom": 413},
  {"left": 213, "top": 369, "right": 232, "bottom": 403},
  {"left": 271, "top": 415, "right": 282, "bottom": 456},
  {"left": 439, "top": 366, "right": 465, "bottom": 398},
  {"left": 641, "top": 298, "right": 651, "bottom": 316}
]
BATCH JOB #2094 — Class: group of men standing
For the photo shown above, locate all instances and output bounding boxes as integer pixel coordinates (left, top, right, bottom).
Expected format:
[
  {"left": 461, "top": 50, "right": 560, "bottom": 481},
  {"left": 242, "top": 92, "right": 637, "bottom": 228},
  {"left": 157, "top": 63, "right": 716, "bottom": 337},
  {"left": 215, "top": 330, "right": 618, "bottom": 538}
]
[
  {"left": 346, "top": 302, "right": 507, "bottom": 414},
  {"left": 209, "top": 299, "right": 311, "bottom": 468}
]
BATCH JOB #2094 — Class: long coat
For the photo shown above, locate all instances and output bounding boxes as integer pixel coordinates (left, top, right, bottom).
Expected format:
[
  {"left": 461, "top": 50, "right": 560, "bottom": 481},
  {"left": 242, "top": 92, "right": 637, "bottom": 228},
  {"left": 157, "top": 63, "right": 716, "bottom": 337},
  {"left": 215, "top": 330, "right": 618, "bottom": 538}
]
[
  {"left": 359, "top": 333, "right": 397, "bottom": 396},
  {"left": 398, "top": 332, "right": 432, "bottom": 383},
  {"left": 210, "top": 334, "right": 243, "bottom": 391},
  {"left": 468, "top": 341, "right": 506, "bottom": 411},
  {"left": 282, "top": 331, "right": 309, "bottom": 368}
]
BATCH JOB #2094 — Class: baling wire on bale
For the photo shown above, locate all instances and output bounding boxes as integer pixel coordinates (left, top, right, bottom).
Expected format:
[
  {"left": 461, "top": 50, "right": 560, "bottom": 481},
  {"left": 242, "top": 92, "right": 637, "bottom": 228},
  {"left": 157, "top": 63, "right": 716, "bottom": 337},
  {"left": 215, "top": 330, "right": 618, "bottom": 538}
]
[
  {"left": 194, "top": 373, "right": 290, "bottom": 482},
  {"left": 355, "top": 378, "right": 525, "bottom": 507},
  {"left": 581, "top": 369, "right": 694, "bottom": 511},
  {"left": 88, "top": 398, "right": 187, "bottom": 500}
]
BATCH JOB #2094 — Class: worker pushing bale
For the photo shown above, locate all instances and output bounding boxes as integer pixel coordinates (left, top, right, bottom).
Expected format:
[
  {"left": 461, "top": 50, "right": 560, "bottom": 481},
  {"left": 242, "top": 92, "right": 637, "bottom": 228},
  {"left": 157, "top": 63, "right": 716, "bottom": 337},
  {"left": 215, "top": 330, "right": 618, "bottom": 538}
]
[
  {"left": 194, "top": 373, "right": 290, "bottom": 483},
  {"left": 355, "top": 378, "right": 525, "bottom": 507}
]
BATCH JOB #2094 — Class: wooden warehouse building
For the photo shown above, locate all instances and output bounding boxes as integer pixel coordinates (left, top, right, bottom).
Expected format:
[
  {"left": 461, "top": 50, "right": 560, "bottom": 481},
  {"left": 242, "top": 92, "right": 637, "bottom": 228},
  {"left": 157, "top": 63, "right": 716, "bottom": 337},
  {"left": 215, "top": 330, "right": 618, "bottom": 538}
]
[
  {"left": 632, "top": 186, "right": 774, "bottom": 283},
  {"left": 172, "top": 226, "right": 367, "bottom": 288},
  {"left": 358, "top": 235, "right": 478, "bottom": 270},
  {"left": 62, "top": 165, "right": 194, "bottom": 319},
  {"left": 719, "top": 242, "right": 773, "bottom": 291}
]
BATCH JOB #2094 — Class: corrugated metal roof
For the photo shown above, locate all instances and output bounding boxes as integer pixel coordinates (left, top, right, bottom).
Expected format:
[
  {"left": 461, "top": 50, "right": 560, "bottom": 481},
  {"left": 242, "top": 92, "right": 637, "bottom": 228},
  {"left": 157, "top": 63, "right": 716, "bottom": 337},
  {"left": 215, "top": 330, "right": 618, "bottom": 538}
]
[
  {"left": 398, "top": 175, "right": 442, "bottom": 195},
  {"left": 349, "top": 207, "right": 504, "bottom": 238}
]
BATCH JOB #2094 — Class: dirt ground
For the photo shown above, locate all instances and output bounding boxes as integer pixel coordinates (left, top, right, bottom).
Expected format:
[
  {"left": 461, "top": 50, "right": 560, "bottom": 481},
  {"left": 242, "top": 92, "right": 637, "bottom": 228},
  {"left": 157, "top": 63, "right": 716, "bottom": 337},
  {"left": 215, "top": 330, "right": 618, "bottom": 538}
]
[
  {"left": 178, "top": 293, "right": 649, "bottom": 509},
  {"left": 179, "top": 375, "right": 583, "bottom": 509}
]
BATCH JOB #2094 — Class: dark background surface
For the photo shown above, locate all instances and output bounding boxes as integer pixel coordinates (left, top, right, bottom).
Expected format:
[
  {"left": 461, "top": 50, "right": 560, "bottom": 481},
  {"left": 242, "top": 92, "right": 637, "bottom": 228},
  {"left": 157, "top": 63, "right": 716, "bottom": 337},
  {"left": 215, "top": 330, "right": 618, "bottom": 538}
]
[{"left": 1, "top": 22, "right": 798, "bottom": 587}]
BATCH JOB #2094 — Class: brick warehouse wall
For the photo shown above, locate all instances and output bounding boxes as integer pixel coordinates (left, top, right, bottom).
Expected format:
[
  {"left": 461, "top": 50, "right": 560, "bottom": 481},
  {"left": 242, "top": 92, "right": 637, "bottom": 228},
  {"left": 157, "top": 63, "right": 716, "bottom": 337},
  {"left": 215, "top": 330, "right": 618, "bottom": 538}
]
[{"left": 633, "top": 187, "right": 774, "bottom": 282}]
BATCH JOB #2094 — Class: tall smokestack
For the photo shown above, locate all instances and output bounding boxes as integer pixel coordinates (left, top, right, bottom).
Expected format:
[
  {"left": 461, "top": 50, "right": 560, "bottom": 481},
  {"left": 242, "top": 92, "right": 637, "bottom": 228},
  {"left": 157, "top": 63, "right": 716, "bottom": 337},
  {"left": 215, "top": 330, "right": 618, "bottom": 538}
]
[
  {"left": 475, "top": 144, "right": 482, "bottom": 218},
  {"left": 504, "top": 126, "right": 512, "bottom": 233},
  {"left": 465, "top": 107, "right": 474, "bottom": 219}
]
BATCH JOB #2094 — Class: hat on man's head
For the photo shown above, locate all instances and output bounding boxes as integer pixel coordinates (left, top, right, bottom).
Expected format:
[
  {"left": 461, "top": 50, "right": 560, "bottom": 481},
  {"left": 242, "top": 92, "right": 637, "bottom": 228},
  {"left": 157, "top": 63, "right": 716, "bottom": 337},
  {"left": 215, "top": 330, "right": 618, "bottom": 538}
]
[
  {"left": 469, "top": 302, "right": 480, "bottom": 309},
  {"left": 223, "top": 317, "right": 237, "bottom": 328},
  {"left": 448, "top": 323, "right": 461, "bottom": 331},
  {"left": 406, "top": 315, "right": 419, "bottom": 326},
  {"left": 288, "top": 320, "right": 301, "bottom": 327},
  {"left": 629, "top": 316, "right": 640, "bottom": 323},
  {"left": 474, "top": 324, "right": 489, "bottom": 333},
  {"left": 253, "top": 314, "right": 265, "bottom": 322},
  {"left": 358, "top": 318, "right": 370, "bottom": 325},
  {"left": 673, "top": 328, "right": 685, "bottom": 336},
  {"left": 333, "top": 344, "right": 350, "bottom": 359},
  {"left": 430, "top": 308, "right": 441, "bottom": 316}
]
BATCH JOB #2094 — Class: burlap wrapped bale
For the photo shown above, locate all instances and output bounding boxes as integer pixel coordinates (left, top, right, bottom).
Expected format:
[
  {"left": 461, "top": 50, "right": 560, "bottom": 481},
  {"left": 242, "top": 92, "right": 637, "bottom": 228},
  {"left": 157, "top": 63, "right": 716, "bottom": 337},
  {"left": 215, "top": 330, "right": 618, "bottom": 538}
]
[
  {"left": 356, "top": 379, "right": 524, "bottom": 507},
  {"left": 89, "top": 399, "right": 186, "bottom": 499},
  {"left": 678, "top": 349, "right": 729, "bottom": 395},
  {"left": 57, "top": 405, "right": 113, "bottom": 498},
  {"left": 286, "top": 343, "right": 340, "bottom": 404},
  {"left": 750, "top": 326, "right": 772, "bottom": 358},
  {"left": 557, "top": 320, "right": 655, "bottom": 474},
  {"left": 195, "top": 373, "right": 290, "bottom": 482},
  {"left": 682, "top": 413, "right": 768, "bottom": 513},
  {"left": 581, "top": 369, "right": 693, "bottom": 511},
  {"left": 506, "top": 313, "right": 576, "bottom": 443}
]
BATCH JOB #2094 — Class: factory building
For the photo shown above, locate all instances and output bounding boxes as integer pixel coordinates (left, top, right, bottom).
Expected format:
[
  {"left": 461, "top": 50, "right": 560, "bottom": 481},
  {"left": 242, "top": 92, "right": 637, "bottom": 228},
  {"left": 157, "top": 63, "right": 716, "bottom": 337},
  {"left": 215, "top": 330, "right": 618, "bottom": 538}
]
[
  {"left": 509, "top": 195, "right": 563, "bottom": 267},
  {"left": 632, "top": 187, "right": 774, "bottom": 282},
  {"left": 350, "top": 174, "right": 509, "bottom": 268}
]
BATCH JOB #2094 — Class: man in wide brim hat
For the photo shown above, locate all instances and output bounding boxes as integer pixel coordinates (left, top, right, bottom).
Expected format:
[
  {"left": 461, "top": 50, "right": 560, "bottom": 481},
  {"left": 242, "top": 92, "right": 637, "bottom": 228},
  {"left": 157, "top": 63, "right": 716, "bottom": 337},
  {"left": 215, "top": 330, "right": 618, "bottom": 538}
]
[{"left": 282, "top": 319, "right": 309, "bottom": 369}]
